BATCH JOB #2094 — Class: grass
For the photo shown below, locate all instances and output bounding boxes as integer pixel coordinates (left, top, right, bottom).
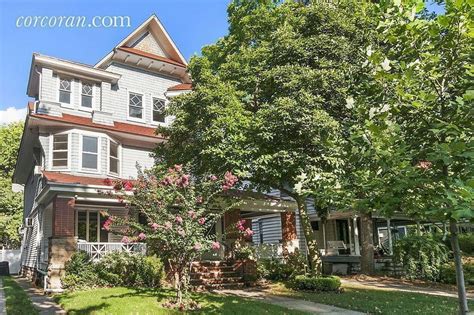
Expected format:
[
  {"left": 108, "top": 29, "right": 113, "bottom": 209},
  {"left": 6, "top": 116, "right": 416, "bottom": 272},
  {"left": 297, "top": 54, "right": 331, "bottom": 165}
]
[
  {"left": 1, "top": 276, "right": 38, "bottom": 315},
  {"left": 270, "top": 282, "right": 474, "bottom": 315},
  {"left": 54, "top": 286, "right": 308, "bottom": 315}
]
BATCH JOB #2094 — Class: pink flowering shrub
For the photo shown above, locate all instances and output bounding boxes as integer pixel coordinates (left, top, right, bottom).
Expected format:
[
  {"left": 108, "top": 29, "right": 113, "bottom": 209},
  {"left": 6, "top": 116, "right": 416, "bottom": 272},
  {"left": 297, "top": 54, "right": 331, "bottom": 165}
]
[{"left": 104, "top": 165, "right": 239, "bottom": 307}]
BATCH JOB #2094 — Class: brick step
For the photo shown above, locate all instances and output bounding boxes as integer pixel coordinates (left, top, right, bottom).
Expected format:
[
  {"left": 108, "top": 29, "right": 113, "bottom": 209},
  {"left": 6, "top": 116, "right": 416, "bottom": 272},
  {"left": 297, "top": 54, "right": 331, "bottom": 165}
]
[
  {"left": 191, "top": 282, "right": 245, "bottom": 291},
  {"left": 190, "top": 271, "right": 239, "bottom": 279},
  {"left": 190, "top": 276, "right": 243, "bottom": 285},
  {"left": 191, "top": 266, "right": 235, "bottom": 273},
  {"left": 191, "top": 261, "right": 235, "bottom": 268}
]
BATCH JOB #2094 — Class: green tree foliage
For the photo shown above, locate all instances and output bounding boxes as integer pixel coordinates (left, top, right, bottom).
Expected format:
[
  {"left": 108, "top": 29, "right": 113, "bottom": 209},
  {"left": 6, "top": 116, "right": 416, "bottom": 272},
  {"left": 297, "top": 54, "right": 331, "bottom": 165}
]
[
  {"left": 0, "top": 122, "right": 23, "bottom": 248},
  {"left": 158, "top": 0, "right": 379, "bottom": 274}
]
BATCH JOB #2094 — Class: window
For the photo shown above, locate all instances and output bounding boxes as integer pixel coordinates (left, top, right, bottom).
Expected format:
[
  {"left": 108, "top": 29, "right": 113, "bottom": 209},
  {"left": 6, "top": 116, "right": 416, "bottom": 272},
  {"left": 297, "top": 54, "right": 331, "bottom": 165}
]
[
  {"left": 109, "top": 141, "right": 119, "bottom": 174},
  {"left": 152, "top": 97, "right": 166, "bottom": 123},
  {"left": 76, "top": 210, "right": 108, "bottom": 242},
  {"left": 59, "top": 78, "right": 71, "bottom": 104},
  {"left": 82, "top": 136, "right": 98, "bottom": 170},
  {"left": 81, "top": 83, "right": 93, "bottom": 108},
  {"left": 52, "top": 134, "right": 68, "bottom": 168},
  {"left": 128, "top": 92, "right": 143, "bottom": 119}
]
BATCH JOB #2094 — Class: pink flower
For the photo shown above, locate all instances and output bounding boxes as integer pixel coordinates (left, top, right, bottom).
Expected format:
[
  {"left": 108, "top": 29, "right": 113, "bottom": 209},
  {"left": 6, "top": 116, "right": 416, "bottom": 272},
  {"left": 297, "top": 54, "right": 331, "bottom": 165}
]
[
  {"left": 138, "top": 232, "right": 146, "bottom": 240},
  {"left": 103, "top": 178, "right": 112, "bottom": 186},
  {"left": 193, "top": 243, "right": 202, "bottom": 251},
  {"left": 177, "top": 228, "right": 186, "bottom": 236},
  {"left": 210, "top": 175, "right": 218, "bottom": 181},
  {"left": 222, "top": 171, "right": 238, "bottom": 191},
  {"left": 211, "top": 241, "right": 221, "bottom": 251},
  {"left": 175, "top": 215, "right": 183, "bottom": 224},
  {"left": 198, "top": 218, "right": 206, "bottom": 225},
  {"left": 123, "top": 180, "right": 134, "bottom": 191},
  {"left": 236, "top": 219, "right": 246, "bottom": 231},
  {"left": 150, "top": 222, "right": 160, "bottom": 231},
  {"left": 164, "top": 221, "right": 172, "bottom": 230},
  {"left": 121, "top": 236, "right": 130, "bottom": 244},
  {"left": 174, "top": 164, "right": 183, "bottom": 172},
  {"left": 179, "top": 174, "right": 190, "bottom": 188},
  {"left": 188, "top": 211, "right": 197, "bottom": 219},
  {"left": 417, "top": 160, "right": 432, "bottom": 170},
  {"left": 161, "top": 176, "right": 174, "bottom": 186},
  {"left": 244, "top": 228, "right": 254, "bottom": 237}
]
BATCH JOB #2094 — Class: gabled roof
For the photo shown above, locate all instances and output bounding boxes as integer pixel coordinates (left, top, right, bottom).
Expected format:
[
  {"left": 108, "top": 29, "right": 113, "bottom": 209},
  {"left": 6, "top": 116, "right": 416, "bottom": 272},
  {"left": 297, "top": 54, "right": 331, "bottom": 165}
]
[
  {"left": 95, "top": 14, "right": 188, "bottom": 69},
  {"left": 117, "top": 46, "right": 186, "bottom": 68}
]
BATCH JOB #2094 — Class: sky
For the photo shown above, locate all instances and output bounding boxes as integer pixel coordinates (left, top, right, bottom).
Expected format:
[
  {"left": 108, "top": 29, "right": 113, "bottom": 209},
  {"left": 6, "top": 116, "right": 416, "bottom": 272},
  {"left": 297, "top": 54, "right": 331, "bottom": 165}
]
[
  {"left": 0, "top": 0, "right": 230, "bottom": 123},
  {"left": 0, "top": 0, "right": 444, "bottom": 124}
]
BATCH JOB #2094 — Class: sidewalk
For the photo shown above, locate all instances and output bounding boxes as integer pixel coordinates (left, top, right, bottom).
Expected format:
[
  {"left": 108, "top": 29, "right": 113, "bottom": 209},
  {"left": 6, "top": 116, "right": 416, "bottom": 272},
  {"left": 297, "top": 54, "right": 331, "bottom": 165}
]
[
  {"left": 13, "top": 276, "right": 65, "bottom": 315},
  {"left": 215, "top": 288, "right": 363, "bottom": 314},
  {"left": 0, "top": 278, "right": 6, "bottom": 315},
  {"left": 341, "top": 277, "right": 474, "bottom": 300}
]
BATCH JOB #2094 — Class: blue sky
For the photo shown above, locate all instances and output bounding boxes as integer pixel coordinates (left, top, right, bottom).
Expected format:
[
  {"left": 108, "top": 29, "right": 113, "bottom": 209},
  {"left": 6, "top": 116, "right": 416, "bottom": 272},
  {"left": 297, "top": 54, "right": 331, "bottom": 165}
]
[
  {"left": 0, "top": 0, "right": 230, "bottom": 122},
  {"left": 0, "top": 0, "right": 443, "bottom": 123}
]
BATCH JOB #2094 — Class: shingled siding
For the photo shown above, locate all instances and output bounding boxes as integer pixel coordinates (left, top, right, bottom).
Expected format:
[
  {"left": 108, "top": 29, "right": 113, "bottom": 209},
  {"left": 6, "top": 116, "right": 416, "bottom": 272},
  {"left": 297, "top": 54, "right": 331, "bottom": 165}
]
[
  {"left": 252, "top": 215, "right": 283, "bottom": 245},
  {"left": 121, "top": 145, "right": 154, "bottom": 179}
]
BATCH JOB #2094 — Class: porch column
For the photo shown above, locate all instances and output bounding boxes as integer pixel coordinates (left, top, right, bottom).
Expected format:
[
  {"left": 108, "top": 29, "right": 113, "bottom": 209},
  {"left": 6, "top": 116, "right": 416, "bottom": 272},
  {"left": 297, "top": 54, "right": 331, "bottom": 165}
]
[
  {"left": 353, "top": 217, "right": 361, "bottom": 256},
  {"left": 322, "top": 221, "right": 327, "bottom": 253},
  {"left": 49, "top": 196, "right": 77, "bottom": 289},
  {"left": 348, "top": 218, "right": 353, "bottom": 255},
  {"left": 281, "top": 211, "right": 298, "bottom": 254},
  {"left": 224, "top": 209, "right": 240, "bottom": 243},
  {"left": 386, "top": 218, "right": 393, "bottom": 255}
]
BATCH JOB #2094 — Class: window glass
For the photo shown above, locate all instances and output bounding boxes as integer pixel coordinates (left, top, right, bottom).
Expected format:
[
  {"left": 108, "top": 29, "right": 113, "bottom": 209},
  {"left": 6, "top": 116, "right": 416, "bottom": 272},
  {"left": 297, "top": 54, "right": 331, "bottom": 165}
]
[
  {"left": 52, "top": 134, "right": 68, "bottom": 167},
  {"left": 81, "top": 83, "right": 93, "bottom": 108},
  {"left": 77, "top": 211, "right": 87, "bottom": 241},
  {"left": 100, "top": 213, "right": 108, "bottom": 242},
  {"left": 59, "top": 79, "right": 71, "bottom": 104},
  {"left": 129, "top": 93, "right": 143, "bottom": 119},
  {"left": 82, "top": 136, "right": 98, "bottom": 170},
  {"left": 109, "top": 141, "right": 119, "bottom": 174},
  {"left": 89, "top": 211, "right": 98, "bottom": 242},
  {"left": 152, "top": 98, "right": 166, "bottom": 123}
]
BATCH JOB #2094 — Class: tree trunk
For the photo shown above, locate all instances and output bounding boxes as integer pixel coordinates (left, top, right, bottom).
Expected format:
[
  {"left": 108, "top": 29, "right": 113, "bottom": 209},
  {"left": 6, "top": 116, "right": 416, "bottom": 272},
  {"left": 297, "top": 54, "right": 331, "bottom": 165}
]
[
  {"left": 360, "top": 212, "right": 375, "bottom": 275},
  {"left": 296, "top": 196, "right": 322, "bottom": 275},
  {"left": 449, "top": 219, "right": 469, "bottom": 314}
]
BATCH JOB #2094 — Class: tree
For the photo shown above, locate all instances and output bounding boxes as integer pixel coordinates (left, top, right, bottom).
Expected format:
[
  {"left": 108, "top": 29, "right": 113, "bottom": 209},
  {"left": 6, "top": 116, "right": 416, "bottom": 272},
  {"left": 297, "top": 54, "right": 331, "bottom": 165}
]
[
  {"left": 106, "top": 166, "right": 241, "bottom": 310},
  {"left": 368, "top": 0, "right": 473, "bottom": 312},
  {"left": 158, "top": 0, "right": 379, "bottom": 274},
  {"left": 0, "top": 122, "right": 23, "bottom": 248}
]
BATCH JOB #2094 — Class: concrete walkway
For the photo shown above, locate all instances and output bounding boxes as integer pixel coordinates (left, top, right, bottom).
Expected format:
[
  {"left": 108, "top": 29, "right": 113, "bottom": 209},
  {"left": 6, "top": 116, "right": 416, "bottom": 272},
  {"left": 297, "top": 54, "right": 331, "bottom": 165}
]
[
  {"left": 215, "top": 289, "right": 363, "bottom": 314},
  {"left": 13, "top": 276, "right": 65, "bottom": 315},
  {"left": 341, "top": 278, "right": 474, "bottom": 300},
  {"left": 0, "top": 278, "right": 6, "bottom": 315}
]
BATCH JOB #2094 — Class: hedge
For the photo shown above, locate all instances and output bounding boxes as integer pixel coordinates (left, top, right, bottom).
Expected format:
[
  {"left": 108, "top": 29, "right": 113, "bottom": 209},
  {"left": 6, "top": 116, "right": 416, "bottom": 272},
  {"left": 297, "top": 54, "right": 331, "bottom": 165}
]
[{"left": 290, "top": 275, "right": 341, "bottom": 292}]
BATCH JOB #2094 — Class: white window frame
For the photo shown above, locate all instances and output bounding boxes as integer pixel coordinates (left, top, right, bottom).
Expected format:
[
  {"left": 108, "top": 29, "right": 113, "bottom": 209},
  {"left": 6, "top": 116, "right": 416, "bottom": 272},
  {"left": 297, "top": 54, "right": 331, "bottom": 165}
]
[
  {"left": 80, "top": 81, "right": 94, "bottom": 111},
  {"left": 150, "top": 95, "right": 167, "bottom": 125},
  {"left": 49, "top": 132, "right": 71, "bottom": 171},
  {"left": 107, "top": 139, "right": 121, "bottom": 177},
  {"left": 75, "top": 209, "right": 108, "bottom": 243},
  {"left": 79, "top": 133, "right": 101, "bottom": 173},
  {"left": 57, "top": 76, "right": 74, "bottom": 109},
  {"left": 127, "top": 90, "right": 145, "bottom": 122}
]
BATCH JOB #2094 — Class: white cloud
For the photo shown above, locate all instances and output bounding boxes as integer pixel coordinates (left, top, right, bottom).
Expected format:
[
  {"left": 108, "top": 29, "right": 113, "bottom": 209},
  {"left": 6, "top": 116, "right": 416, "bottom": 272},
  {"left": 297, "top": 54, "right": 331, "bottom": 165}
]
[{"left": 0, "top": 107, "right": 27, "bottom": 125}]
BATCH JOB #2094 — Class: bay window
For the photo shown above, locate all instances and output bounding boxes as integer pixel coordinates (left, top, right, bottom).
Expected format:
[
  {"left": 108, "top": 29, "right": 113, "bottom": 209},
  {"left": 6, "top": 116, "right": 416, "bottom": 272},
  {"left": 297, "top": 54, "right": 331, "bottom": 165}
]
[
  {"left": 52, "top": 134, "right": 68, "bottom": 168},
  {"left": 82, "top": 135, "right": 99, "bottom": 170},
  {"left": 109, "top": 140, "right": 119, "bottom": 175}
]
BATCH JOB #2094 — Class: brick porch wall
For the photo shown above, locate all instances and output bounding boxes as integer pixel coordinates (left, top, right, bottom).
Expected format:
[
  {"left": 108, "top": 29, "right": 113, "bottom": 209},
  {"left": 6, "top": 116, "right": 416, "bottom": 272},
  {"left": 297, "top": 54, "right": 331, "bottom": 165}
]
[
  {"left": 52, "top": 197, "right": 75, "bottom": 237},
  {"left": 281, "top": 211, "right": 298, "bottom": 253}
]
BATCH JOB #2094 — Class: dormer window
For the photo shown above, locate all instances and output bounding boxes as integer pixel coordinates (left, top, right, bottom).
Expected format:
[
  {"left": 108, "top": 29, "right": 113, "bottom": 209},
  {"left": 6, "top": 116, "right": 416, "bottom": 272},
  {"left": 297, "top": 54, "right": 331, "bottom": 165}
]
[
  {"left": 81, "top": 83, "right": 93, "bottom": 109},
  {"left": 59, "top": 78, "right": 71, "bottom": 104},
  {"left": 81, "top": 135, "right": 99, "bottom": 171},
  {"left": 152, "top": 97, "right": 166, "bottom": 123},
  {"left": 52, "top": 134, "right": 69, "bottom": 168},
  {"left": 128, "top": 92, "right": 143, "bottom": 120}
]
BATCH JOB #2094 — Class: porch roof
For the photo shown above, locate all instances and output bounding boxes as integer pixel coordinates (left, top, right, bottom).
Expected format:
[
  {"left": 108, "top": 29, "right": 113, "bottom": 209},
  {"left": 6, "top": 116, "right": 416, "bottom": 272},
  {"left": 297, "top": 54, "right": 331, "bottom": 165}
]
[
  {"left": 224, "top": 190, "right": 296, "bottom": 214},
  {"left": 43, "top": 171, "right": 130, "bottom": 187}
]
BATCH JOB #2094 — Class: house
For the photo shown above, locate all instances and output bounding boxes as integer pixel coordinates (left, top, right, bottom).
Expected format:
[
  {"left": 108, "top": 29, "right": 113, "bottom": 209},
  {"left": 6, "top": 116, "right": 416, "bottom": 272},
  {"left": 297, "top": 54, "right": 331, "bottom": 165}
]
[{"left": 13, "top": 15, "right": 298, "bottom": 290}]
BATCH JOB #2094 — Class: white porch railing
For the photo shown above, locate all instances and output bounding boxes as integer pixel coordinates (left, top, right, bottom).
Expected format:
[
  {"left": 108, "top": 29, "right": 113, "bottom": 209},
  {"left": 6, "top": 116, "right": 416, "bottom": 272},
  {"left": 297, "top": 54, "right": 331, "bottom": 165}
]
[
  {"left": 77, "top": 242, "right": 146, "bottom": 261},
  {"left": 252, "top": 243, "right": 283, "bottom": 260}
]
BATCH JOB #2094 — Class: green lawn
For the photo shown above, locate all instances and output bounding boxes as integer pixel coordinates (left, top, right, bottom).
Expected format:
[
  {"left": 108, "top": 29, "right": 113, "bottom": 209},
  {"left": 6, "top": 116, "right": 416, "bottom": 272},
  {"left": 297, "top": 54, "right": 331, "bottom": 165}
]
[
  {"left": 54, "top": 286, "right": 307, "bottom": 315},
  {"left": 1, "top": 276, "right": 38, "bottom": 315},
  {"left": 270, "top": 282, "right": 474, "bottom": 315}
]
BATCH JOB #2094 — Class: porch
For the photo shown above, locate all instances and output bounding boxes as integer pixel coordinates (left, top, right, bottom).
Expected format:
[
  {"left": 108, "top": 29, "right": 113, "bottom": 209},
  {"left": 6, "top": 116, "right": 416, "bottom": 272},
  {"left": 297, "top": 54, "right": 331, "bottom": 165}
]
[{"left": 77, "top": 242, "right": 146, "bottom": 261}]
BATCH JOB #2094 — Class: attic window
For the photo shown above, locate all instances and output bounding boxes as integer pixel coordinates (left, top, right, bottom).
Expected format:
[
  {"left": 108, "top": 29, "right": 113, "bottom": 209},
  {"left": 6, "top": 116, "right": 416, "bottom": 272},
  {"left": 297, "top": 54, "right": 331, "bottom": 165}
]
[
  {"left": 59, "top": 78, "right": 71, "bottom": 104},
  {"left": 152, "top": 97, "right": 166, "bottom": 123},
  {"left": 81, "top": 83, "right": 93, "bottom": 108},
  {"left": 129, "top": 92, "right": 143, "bottom": 119}
]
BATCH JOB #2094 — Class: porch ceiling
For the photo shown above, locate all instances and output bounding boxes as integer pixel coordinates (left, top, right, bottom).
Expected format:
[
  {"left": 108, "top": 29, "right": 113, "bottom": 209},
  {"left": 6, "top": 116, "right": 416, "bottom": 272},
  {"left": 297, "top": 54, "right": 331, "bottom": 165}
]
[{"left": 225, "top": 190, "right": 296, "bottom": 214}]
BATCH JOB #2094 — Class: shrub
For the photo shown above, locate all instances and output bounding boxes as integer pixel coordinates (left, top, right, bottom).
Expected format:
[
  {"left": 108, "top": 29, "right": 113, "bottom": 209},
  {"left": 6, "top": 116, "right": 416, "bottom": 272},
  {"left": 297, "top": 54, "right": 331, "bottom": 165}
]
[
  {"left": 62, "top": 251, "right": 164, "bottom": 290},
  {"left": 256, "top": 252, "right": 307, "bottom": 281},
  {"left": 393, "top": 235, "right": 449, "bottom": 281},
  {"left": 290, "top": 275, "right": 341, "bottom": 292},
  {"left": 458, "top": 234, "right": 474, "bottom": 255},
  {"left": 439, "top": 262, "right": 474, "bottom": 286}
]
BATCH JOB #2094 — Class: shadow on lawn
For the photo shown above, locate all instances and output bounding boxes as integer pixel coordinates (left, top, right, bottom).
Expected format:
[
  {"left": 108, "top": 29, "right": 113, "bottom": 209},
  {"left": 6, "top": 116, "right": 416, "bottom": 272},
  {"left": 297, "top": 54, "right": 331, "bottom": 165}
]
[{"left": 60, "top": 302, "right": 111, "bottom": 315}]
